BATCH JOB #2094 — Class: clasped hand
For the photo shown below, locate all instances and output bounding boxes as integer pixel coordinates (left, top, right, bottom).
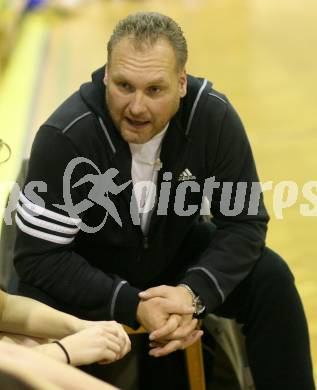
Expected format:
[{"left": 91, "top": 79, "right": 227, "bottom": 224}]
[
  {"left": 61, "top": 321, "right": 131, "bottom": 366},
  {"left": 137, "top": 285, "right": 203, "bottom": 357}
]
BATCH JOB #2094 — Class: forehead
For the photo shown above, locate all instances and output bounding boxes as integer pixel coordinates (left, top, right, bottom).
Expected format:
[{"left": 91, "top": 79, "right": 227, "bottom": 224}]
[{"left": 108, "top": 36, "right": 178, "bottom": 82}]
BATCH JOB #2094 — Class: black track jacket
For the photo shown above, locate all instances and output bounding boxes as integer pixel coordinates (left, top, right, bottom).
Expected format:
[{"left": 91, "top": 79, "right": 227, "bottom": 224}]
[{"left": 14, "top": 66, "right": 269, "bottom": 328}]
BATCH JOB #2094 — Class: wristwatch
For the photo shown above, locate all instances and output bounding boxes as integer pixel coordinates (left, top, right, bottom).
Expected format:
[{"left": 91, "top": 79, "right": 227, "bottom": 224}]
[{"left": 178, "top": 284, "right": 206, "bottom": 318}]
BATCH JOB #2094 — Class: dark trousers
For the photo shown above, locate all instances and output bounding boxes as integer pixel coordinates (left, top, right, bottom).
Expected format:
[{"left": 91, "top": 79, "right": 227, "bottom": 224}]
[
  {"left": 214, "top": 245, "right": 315, "bottom": 390},
  {"left": 188, "top": 221, "right": 315, "bottom": 390},
  {"left": 84, "top": 221, "right": 315, "bottom": 390},
  {"left": 180, "top": 221, "right": 315, "bottom": 390}
]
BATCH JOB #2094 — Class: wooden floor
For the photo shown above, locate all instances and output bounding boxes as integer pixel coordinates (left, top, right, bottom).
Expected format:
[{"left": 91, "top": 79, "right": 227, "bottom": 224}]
[{"left": 4, "top": 0, "right": 317, "bottom": 383}]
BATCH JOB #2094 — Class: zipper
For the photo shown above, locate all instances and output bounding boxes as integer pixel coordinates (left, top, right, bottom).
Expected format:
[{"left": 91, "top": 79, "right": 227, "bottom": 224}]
[
  {"left": 143, "top": 236, "right": 149, "bottom": 250},
  {"left": 135, "top": 223, "right": 149, "bottom": 263},
  {"left": 137, "top": 136, "right": 192, "bottom": 256}
]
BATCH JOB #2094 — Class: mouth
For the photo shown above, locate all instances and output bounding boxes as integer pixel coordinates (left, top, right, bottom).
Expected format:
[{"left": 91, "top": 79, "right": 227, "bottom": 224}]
[{"left": 125, "top": 117, "right": 150, "bottom": 129}]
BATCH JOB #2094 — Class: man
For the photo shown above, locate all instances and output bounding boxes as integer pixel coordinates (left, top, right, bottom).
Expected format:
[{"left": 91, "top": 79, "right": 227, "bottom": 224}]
[{"left": 14, "top": 12, "right": 315, "bottom": 390}]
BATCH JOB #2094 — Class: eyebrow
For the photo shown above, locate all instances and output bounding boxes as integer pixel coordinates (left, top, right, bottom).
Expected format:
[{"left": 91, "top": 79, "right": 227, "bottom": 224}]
[
  {"left": 146, "top": 77, "right": 167, "bottom": 85},
  {"left": 112, "top": 74, "right": 168, "bottom": 86}
]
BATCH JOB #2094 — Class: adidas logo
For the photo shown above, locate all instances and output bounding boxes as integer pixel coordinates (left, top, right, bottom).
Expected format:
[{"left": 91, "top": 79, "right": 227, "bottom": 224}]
[{"left": 178, "top": 168, "right": 196, "bottom": 181}]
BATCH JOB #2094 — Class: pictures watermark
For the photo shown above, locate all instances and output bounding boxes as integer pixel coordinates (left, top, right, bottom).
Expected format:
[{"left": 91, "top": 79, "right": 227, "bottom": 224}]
[{"left": 1, "top": 156, "right": 317, "bottom": 233}]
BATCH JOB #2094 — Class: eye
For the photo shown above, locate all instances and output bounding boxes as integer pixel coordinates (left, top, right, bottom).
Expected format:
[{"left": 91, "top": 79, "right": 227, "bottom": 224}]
[
  {"left": 118, "top": 82, "right": 133, "bottom": 92},
  {"left": 148, "top": 86, "right": 161, "bottom": 95}
]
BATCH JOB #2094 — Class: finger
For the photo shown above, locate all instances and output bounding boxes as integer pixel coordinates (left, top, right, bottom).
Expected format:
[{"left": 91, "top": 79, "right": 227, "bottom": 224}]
[
  {"left": 105, "top": 332, "right": 124, "bottom": 348},
  {"left": 103, "top": 336, "right": 123, "bottom": 355},
  {"left": 103, "top": 321, "right": 128, "bottom": 339},
  {"left": 179, "top": 330, "right": 204, "bottom": 350},
  {"left": 100, "top": 324, "right": 120, "bottom": 338},
  {"left": 122, "top": 334, "right": 131, "bottom": 355},
  {"left": 161, "top": 300, "right": 195, "bottom": 315},
  {"left": 150, "top": 330, "right": 203, "bottom": 357},
  {"left": 149, "top": 341, "right": 165, "bottom": 348},
  {"left": 105, "top": 341, "right": 122, "bottom": 356},
  {"left": 149, "top": 314, "right": 181, "bottom": 340},
  {"left": 113, "top": 328, "right": 129, "bottom": 350},
  {"left": 112, "top": 324, "right": 130, "bottom": 350},
  {"left": 149, "top": 339, "right": 181, "bottom": 357},
  {"left": 98, "top": 360, "right": 114, "bottom": 365},
  {"left": 150, "top": 326, "right": 199, "bottom": 355},
  {"left": 114, "top": 327, "right": 130, "bottom": 352},
  {"left": 139, "top": 285, "right": 170, "bottom": 299},
  {"left": 118, "top": 335, "right": 131, "bottom": 358},
  {"left": 97, "top": 349, "right": 118, "bottom": 364},
  {"left": 104, "top": 322, "right": 127, "bottom": 337},
  {"left": 167, "top": 318, "right": 198, "bottom": 340}
]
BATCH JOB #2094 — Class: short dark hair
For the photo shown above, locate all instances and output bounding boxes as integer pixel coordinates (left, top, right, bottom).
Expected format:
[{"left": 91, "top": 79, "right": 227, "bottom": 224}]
[{"left": 107, "top": 12, "right": 188, "bottom": 70}]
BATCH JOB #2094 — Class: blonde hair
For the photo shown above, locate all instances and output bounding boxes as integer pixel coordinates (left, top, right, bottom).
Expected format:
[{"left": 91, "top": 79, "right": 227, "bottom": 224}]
[{"left": 107, "top": 12, "right": 188, "bottom": 70}]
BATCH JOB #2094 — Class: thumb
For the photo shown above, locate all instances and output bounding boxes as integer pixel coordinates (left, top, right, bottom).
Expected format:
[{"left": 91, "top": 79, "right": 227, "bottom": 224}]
[
  {"left": 139, "top": 286, "right": 169, "bottom": 300},
  {"left": 162, "top": 300, "right": 195, "bottom": 315}
]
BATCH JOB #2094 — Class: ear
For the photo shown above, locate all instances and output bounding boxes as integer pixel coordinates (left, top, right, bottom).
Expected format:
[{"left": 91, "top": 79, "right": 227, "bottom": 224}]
[
  {"left": 179, "top": 68, "right": 187, "bottom": 98},
  {"left": 103, "top": 64, "right": 108, "bottom": 86}
]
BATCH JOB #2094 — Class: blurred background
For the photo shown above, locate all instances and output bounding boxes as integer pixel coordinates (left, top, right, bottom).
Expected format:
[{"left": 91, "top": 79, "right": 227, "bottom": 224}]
[{"left": 0, "top": 0, "right": 316, "bottom": 383}]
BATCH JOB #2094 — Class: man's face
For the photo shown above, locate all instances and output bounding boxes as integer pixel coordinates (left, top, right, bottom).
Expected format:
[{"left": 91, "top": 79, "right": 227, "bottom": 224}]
[{"left": 104, "top": 36, "right": 187, "bottom": 144}]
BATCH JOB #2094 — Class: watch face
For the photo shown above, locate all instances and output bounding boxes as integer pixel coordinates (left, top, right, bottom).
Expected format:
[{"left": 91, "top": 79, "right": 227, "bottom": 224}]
[{"left": 194, "top": 296, "right": 206, "bottom": 315}]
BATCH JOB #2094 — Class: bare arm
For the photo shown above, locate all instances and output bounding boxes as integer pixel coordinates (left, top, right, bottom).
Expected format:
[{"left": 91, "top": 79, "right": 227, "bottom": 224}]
[
  {"left": 0, "top": 291, "right": 131, "bottom": 366},
  {"left": 0, "top": 340, "right": 118, "bottom": 390},
  {"left": 0, "top": 290, "right": 83, "bottom": 339}
]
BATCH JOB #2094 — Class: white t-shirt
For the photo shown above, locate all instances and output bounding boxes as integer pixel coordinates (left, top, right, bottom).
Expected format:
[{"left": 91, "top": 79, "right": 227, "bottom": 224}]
[{"left": 129, "top": 123, "right": 169, "bottom": 233}]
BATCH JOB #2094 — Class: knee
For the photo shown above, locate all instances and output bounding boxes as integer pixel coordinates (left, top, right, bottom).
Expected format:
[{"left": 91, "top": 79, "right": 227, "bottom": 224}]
[{"left": 252, "top": 247, "right": 295, "bottom": 291}]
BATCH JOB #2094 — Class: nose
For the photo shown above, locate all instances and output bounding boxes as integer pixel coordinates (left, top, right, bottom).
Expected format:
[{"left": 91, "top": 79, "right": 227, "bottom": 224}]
[{"left": 128, "top": 91, "right": 147, "bottom": 117}]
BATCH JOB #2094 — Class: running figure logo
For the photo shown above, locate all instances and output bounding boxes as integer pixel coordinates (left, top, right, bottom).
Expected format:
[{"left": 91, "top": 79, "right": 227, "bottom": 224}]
[{"left": 54, "top": 157, "right": 131, "bottom": 233}]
